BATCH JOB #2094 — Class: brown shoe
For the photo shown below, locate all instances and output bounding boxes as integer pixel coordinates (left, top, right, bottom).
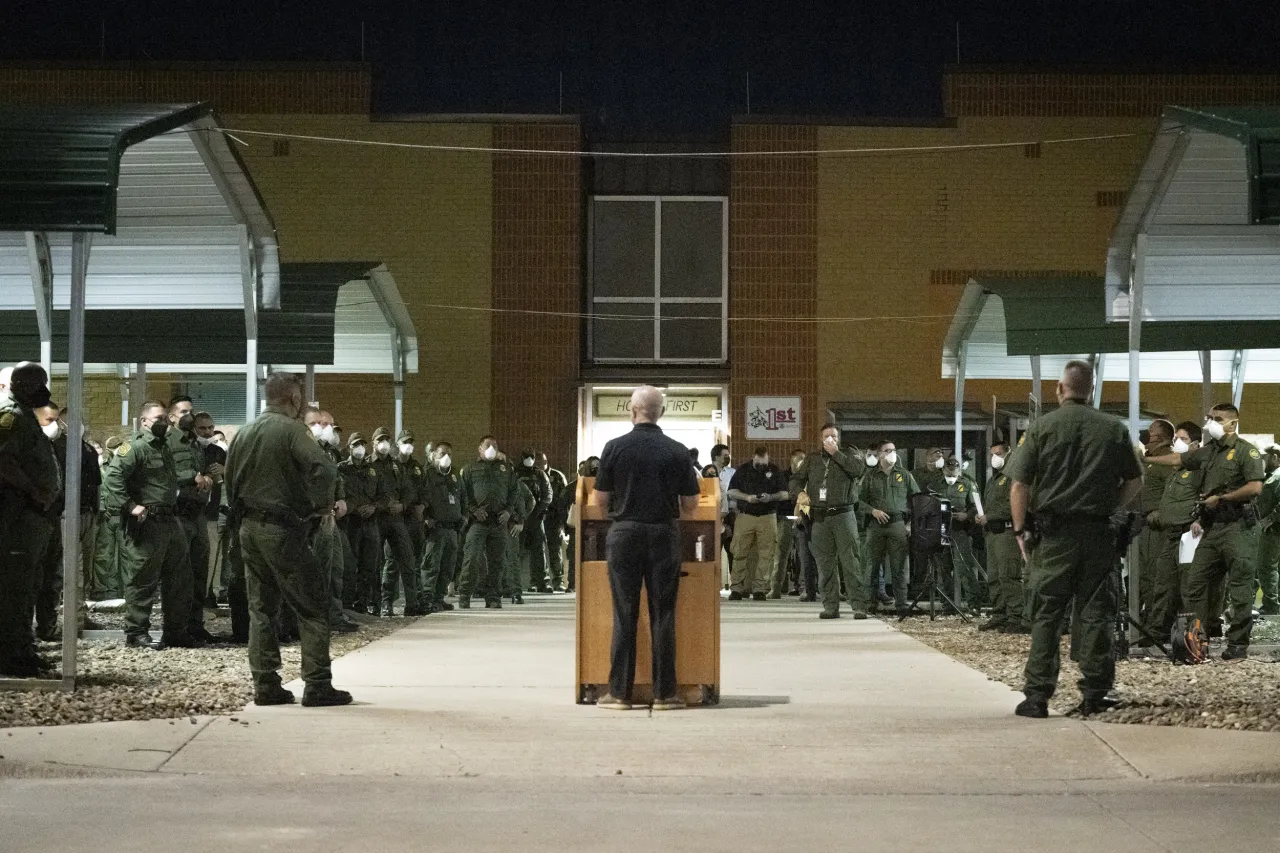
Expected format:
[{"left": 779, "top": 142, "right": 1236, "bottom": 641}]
[
  {"left": 596, "top": 693, "right": 632, "bottom": 710},
  {"left": 651, "top": 695, "right": 687, "bottom": 711}
]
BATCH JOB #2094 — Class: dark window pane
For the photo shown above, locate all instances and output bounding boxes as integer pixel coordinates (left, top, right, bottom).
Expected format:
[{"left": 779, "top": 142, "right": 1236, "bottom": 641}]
[
  {"left": 592, "top": 301, "right": 655, "bottom": 360},
  {"left": 592, "top": 200, "right": 655, "bottom": 298},
  {"left": 660, "top": 200, "right": 724, "bottom": 298},
  {"left": 659, "top": 301, "right": 723, "bottom": 361}
]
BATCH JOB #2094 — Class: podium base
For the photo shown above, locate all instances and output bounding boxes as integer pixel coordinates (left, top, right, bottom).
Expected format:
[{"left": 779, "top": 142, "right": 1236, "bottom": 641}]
[{"left": 578, "top": 683, "right": 719, "bottom": 707}]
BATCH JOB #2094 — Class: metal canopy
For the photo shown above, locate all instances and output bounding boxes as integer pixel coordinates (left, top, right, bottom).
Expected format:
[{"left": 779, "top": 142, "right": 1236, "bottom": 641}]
[
  {"left": 1106, "top": 105, "right": 1280, "bottom": 324},
  {"left": 0, "top": 103, "right": 278, "bottom": 693}
]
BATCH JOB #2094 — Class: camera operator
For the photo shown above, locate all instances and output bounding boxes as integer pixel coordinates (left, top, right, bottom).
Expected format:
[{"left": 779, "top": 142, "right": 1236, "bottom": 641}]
[{"left": 1008, "top": 361, "right": 1142, "bottom": 719}]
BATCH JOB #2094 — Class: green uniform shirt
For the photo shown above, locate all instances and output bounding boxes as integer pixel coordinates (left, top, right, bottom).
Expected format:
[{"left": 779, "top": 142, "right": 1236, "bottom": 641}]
[
  {"left": 516, "top": 465, "right": 552, "bottom": 515},
  {"left": 339, "top": 456, "right": 381, "bottom": 512},
  {"left": 1257, "top": 470, "right": 1280, "bottom": 525},
  {"left": 371, "top": 454, "right": 411, "bottom": 507},
  {"left": 420, "top": 465, "right": 464, "bottom": 524},
  {"left": 983, "top": 468, "right": 1013, "bottom": 522},
  {"left": 1141, "top": 442, "right": 1176, "bottom": 514},
  {"left": 101, "top": 429, "right": 180, "bottom": 514},
  {"left": 1006, "top": 400, "right": 1143, "bottom": 517},
  {"left": 399, "top": 455, "right": 426, "bottom": 507},
  {"left": 790, "top": 446, "right": 867, "bottom": 507},
  {"left": 1180, "top": 433, "right": 1265, "bottom": 497},
  {"left": 859, "top": 465, "right": 920, "bottom": 514},
  {"left": 546, "top": 467, "right": 568, "bottom": 515},
  {"left": 225, "top": 408, "right": 336, "bottom": 519},
  {"left": 1159, "top": 466, "right": 1205, "bottom": 527},
  {"left": 0, "top": 397, "right": 60, "bottom": 508},
  {"left": 166, "top": 427, "right": 209, "bottom": 508},
  {"left": 939, "top": 475, "right": 979, "bottom": 515},
  {"left": 460, "top": 458, "right": 525, "bottom": 519},
  {"left": 322, "top": 444, "right": 346, "bottom": 502}
]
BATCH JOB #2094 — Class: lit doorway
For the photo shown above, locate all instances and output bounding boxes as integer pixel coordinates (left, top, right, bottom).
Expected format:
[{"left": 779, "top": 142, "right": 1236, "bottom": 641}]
[{"left": 579, "top": 384, "right": 728, "bottom": 467}]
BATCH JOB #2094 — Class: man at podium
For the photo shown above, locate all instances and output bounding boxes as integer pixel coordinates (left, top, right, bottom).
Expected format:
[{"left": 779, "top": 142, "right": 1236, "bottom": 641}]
[{"left": 591, "top": 386, "right": 702, "bottom": 711}]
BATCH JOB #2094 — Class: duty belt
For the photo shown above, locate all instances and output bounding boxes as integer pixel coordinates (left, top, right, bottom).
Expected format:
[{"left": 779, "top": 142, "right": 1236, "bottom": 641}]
[
  {"left": 143, "top": 505, "right": 177, "bottom": 517},
  {"left": 986, "top": 519, "right": 1014, "bottom": 533},
  {"left": 432, "top": 520, "right": 462, "bottom": 530},
  {"left": 242, "top": 507, "right": 308, "bottom": 530},
  {"left": 811, "top": 504, "right": 854, "bottom": 522}
]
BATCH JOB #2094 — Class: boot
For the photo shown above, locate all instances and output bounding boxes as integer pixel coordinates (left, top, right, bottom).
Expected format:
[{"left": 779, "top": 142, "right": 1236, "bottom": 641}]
[
  {"left": 301, "top": 682, "right": 353, "bottom": 707},
  {"left": 255, "top": 681, "right": 296, "bottom": 706}
]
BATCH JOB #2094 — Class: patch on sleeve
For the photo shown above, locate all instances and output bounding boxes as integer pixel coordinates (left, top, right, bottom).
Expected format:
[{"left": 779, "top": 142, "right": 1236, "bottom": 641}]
[
  {"left": 1250, "top": 449, "right": 1260, "bottom": 459},
  {"left": 0, "top": 412, "right": 13, "bottom": 430},
  {"left": 116, "top": 442, "right": 131, "bottom": 456}
]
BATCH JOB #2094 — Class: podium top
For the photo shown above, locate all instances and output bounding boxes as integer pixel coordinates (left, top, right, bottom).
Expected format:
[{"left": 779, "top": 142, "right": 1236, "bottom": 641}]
[{"left": 577, "top": 476, "right": 720, "bottom": 522}]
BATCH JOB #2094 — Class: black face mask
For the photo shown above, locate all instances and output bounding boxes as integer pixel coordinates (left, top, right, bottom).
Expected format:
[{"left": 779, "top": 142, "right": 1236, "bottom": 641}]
[
  {"left": 149, "top": 420, "right": 168, "bottom": 440},
  {"left": 177, "top": 413, "right": 195, "bottom": 432}
]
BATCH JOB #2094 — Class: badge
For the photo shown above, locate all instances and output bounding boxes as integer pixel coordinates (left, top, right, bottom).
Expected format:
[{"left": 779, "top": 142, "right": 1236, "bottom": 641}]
[
  {"left": 0, "top": 412, "right": 13, "bottom": 429},
  {"left": 958, "top": 485, "right": 965, "bottom": 492},
  {"left": 116, "top": 442, "right": 131, "bottom": 456},
  {"left": 1018, "top": 436, "right": 1025, "bottom": 446},
  {"left": 369, "top": 469, "right": 377, "bottom": 478},
  {"left": 1250, "top": 449, "right": 1260, "bottom": 459},
  {"left": 895, "top": 473, "right": 903, "bottom": 483},
  {"left": 1181, "top": 471, "right": 1190, "bottom": 479},
  {"left": 998, "top": 477, "right": 1006, "bottom": 486},
  {"left": 818, "top": 487, "right": 828, "bottom": 502},
  {"left": 766, "top": 472, "right": 773, "bottom": 479},
  {"left": 1227, "top": 449, "right": 1236, "bottom": 461}
]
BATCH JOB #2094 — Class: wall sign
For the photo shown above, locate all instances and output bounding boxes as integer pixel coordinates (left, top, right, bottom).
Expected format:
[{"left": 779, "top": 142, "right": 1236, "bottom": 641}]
[
  {"left": 746, "top": 396, "right": 801, "bottom": 440},
  {"left": 593, "top": 393, "right": 721, "bottom": 419}
]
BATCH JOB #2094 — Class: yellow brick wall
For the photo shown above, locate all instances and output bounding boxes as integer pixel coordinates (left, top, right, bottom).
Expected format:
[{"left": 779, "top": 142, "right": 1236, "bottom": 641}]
[{"left": 225, "top": 114, "right": 493, "bottom": 448}]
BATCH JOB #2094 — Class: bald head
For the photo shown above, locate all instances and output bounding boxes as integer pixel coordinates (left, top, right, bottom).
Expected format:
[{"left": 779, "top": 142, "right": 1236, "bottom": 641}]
[
  {"left": 630, "top": 385, "right": 664, "bottom": 425},
  {"left": 1058, "top": 359, "right": 1094, "bottom": 403}
]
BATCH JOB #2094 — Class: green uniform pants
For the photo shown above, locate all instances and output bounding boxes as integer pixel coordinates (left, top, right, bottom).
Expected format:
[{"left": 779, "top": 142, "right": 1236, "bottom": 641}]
[
  {"left": 311, "top": 516, "right": 345, "bottom": 627},
  {"left": 1136, "top": 524, "right": 1162, "bottom": 627},
  {"left": 461, "top": 520, "right": 508, "bottom": 603},
  {"left": 1023, "top": 518, "right": 1116, "bottom": 703},
  {"left": 92, "top": 513, "right": 124, "bottom": 600},
  {"left": 808, "top": 509, "right": 866, "bottom": 614},
  {"left": 1183, "top": 519, "right": 1258, "bottom": 652},
  {"left": 771, "top": 517, "right": 796, "bottom": 595},
  {"left": 946, "top": 527, "right": 985, "bottom": 608},
  {"left": 522, "top": 511, "right": 550, "bottom": 591},
  {"left": 505, "top": 527, "right": 523, "bottom": 596},
  {"left": 177, "top": 511, "right": 210, "bottom": 634},
  {"left": 984, "top": 528, "right": 1025, "bottom": 627},
  {"left": 1255, "top": 524, "right": 1280, "bottom": 614},
  {"left": 120, "top": 514, "right": 193, "bottom": 642},
  {"left": 380, "top": 514, "right": 420, "bottom": 614},
  {"left": 36, "top": 515, "right": 92, "bottom": 636},
  {"left": 418, "top": 525, "right": 460, "bottom": 610},
  {"left": 543, "top": 515, "right": 566, "bottom": 590},
  {"left": 1148, "top": 526, "right": 1188, "bottom": 641},
  {"left": 343, "top": 515, "right": 381, "bottom": 612},
  {"left": 730, "top": 512, "right": 777, "bottom": 596},
  {"left": 407, "top": 516, "right": 426, "bottom": 568},
  {"left": 865, "top": 519, "right": 909, "bottom": 610},
  {"left": 0, "top": 504, "right": 52, "bottom": 668},
  {"left": 239, "top": 518, "right": 333, "bottom": 689}
]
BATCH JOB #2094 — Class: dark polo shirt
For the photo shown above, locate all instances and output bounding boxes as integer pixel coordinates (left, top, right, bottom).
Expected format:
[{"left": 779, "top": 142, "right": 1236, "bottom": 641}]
[{"left": 596, "top": 423, "right": 700, "bottom": 523}]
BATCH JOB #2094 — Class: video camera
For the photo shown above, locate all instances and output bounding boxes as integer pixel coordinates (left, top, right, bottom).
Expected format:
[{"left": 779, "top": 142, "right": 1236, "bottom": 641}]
[{"left": 909, "top": 492, "right": 951, "bottom": 553}]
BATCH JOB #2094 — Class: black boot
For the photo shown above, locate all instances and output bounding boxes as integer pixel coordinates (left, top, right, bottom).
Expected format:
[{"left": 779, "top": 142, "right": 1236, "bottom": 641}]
[
  {"left": 255, "top": 681, "right": 296, "bottom": 706},
  {"left": 301, "top": 682, "right": 353, "bottom": 707}
]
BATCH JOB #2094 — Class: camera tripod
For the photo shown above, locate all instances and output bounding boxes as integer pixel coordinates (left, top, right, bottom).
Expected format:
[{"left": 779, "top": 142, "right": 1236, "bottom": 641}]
[{"left": 898, "top": 544, "right": 971, "bottom": 622}]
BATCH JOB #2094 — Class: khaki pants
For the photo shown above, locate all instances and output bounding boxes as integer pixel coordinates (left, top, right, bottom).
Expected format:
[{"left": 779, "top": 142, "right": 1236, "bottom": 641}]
[{"left": 730, "top": 513, "right": 777, "bottom": 595}]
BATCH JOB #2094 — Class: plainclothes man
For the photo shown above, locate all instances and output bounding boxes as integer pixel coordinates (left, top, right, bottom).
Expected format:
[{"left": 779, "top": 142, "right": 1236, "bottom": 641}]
[
  {"left": 726, "top": 446, "right": 788, "bottom": 601},
  {"left": 225, "top": 372, "right": 350, "bottom": 707},
  {"left": 790, "top": 424, "right": 869, "bottom": 619},
  {"left": 0, "top": 363, "right": 61, "bottom": 676},
  {"left": 592, "top": 386, "right": 701, "bottom": 711},
  {"left": 769, "top": 448, "right": 808, "bottom": 599},
  {"left": 858, "top": 439, "right": 920, "bottom": 615},
  {"left": 100, "top": 401, "right": 197, "bottom": 651},
  {"left": 539, "top": 452, "right": 570, "bottom": 593},
  {"left": 1147, "top": 403, "right": 1264, "bottom": 661},
  {"left": 1009, "top": 361, "right": 1142, "bottom": 719}
]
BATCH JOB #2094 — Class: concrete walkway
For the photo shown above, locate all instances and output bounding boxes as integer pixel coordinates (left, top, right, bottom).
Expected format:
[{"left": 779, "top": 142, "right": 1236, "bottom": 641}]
[{"left": 3, "top": 597, "right": 1280, "bottom": 852}]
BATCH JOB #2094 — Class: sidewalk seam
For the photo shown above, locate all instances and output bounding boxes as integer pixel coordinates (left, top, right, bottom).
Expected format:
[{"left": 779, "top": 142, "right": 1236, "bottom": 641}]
[
  {"left": 1082, "top": 723, "right": 1146, "bottom": 780},
  {"left": 154, "top": 715, "right": 219, "bottom": 773}
]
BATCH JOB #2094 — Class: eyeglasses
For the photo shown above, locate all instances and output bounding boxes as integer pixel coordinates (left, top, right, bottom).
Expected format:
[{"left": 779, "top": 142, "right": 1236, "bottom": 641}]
[{"left": 1208, "top": 415, "right": 1236, "bottom": 423}]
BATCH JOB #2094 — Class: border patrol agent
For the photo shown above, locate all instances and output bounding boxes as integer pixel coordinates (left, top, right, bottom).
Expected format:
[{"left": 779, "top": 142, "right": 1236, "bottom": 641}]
[
  {"left": 1254, "top": 447, "right": 1280, "bottom": 616},
  {"left": 459, "top": 437, "right": 525, "bottom": 608},
  {"left": 167, "top": 399, "right": 215, "bottom": 642},
  {"left": 934, "top": 456, "right": 983, "bottom": 610},
  {"left": 1009, "top": 361, "right": 1142, "bottom": 719},
  {"left": 979, "top": 436, "right": 1027, "bottom": 633},
  {"left": 789, "top": 423, "right": 868, "bottom": 619},
  {"left": 338, "top": 432, "right": 383, "bottom": 614},
  {"left": 418, "top": 441, "right": 462, "bottom": 612},
  {"left": 859, "top": 439, "right": 919, "bottom": 615},
  {"left": 1138, "top": 419, "right": 1177, "bottom": 629},
  {"left": 1148, "top": 423, "right": 1205, "bottom": 642},
  {"left": 516, "top": 448, "right": 553, "bottom": 592}
]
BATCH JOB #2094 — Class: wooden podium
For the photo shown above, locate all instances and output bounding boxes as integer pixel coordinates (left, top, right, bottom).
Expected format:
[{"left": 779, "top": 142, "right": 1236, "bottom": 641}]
[{"left": 574, "top": 476, "right": 722, "bottom": 706}]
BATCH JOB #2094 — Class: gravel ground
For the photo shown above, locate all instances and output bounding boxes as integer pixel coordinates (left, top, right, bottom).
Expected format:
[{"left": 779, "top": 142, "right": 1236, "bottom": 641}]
[
  {"left": 895, "top": 615, "right": 1280, "bottom": 731},
  {"left": 0, "top": 612, "right": 416, "bottom": 729}
]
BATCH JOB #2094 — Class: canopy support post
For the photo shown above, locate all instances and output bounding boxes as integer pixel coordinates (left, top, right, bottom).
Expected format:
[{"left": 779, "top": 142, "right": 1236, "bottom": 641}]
[
  {"left": 1126, "top": 234, "right": 1147, "bottom": 646},
  {"left": 1092, "top": 353, "right": 1106, "bottom": 408},
  {"left": 117, "top": 364, "right": 130, "bottom": 426},
  {"left": 132, "top": 362, "right": 147, "bottom": 426},
  {"left": 953, "top": 342, "right": 967, "bottom": 468},
  {"left": 1230, "top": 350, "right": 1247, "bottom": 410},
  {"left": 1200, "top": 351, "right": 1213, "bottom": 415},
  {"left": 1029, "top": 355, "right": 1042, "bottom": 420},
  {"left": 305, "top": 363, "right": 316, "bottom": 406},
  {"left": 62, "top": 231, "right": 93, "bottom": 692},
  {"left": 26, "top": 232, "right": 53, "bottom": 374},
  {"left": 245, "top": 341, "right": 258, "bottom": 421},
  {"left": 240, "top": 224, "right": 259, "bottom": 422}
]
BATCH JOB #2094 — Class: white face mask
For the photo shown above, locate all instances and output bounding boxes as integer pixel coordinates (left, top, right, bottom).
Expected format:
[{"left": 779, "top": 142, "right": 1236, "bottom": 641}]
[
  {"left": 43, "top": 422, "right": 61, "bottom": 440},
  {"left": 522, "top": 457, "right": 535, "bottom": 467},
  {"left": 883, "top": 451, "right": 898, "bottom": 466},
  {"left": 934, "top": 457, "right": 945, "bottom": 469},
  {"left": 1203, "top": 420, "right": 1226, "bottom": 441},
  {"left": 310, "top": 423, "right": 325, "bottom": 439},
  {"left": 865, "top": 453, "right": 878, "bottom": 466},
  {"left": 437, "top": 454, "right": 452, "bottom": 471},
  {"left": 375, "top": 440, "right": 392, "bottom": 456},
  {"left": 351, "top": 445, "right": 367, "bottom": 461},
  {"left": 990, "top": 453, "right": 1006, "bottom": 470},
  {"left": 944, "top": 475, "right": 958, "bottom": 486},
  {"left": 482, "top": 445, "right": 498, "bottom": 461},
  {"left": 1172, "top": 437, "right": 1190, "bottom": 454},
  {"left": 321, "top": 426, "right": 337, "bottom": 446},
  {"left": 98, "top": 452, "right": 109, "bottom": 468},
  {"left": 215, "top": 441, "right": 228, "bottom": 452},
  {"left": 399, "top": 443, "right": 414, "bottom": 457},
  {"left": 196, "top": 435, "right": 213, "bottom": 447}
]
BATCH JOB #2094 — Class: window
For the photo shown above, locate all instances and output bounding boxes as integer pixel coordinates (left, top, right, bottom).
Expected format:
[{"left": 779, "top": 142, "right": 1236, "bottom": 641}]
[
  {"left": 181, "top": 375, "right": 248, "bottom": 425},
  {"left": 1257, "top": 140, "right": 1280, "bottom": 224},
  {"left": 588, "top": 196, "right": 727, "bottom": 363}
]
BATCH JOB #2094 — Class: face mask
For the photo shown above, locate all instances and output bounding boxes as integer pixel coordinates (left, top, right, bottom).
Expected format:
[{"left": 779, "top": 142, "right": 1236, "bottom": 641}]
[
  {"left": 375, "top": 440, "right": 392, "bottom": 456},
  {"left": 399, "top": 443, "right": 414, "bottom": 457},
  {"left": 351, "top": 445, "right": 367, "bottom": 461},
  {"left": 310, "top": 424, "right": 325, "bottom": 439},
  {"left": 196, "top": 435, "right": 213, "bottom": 447},
  {"left": 1203, "top": 420, "right": 1226, "bottom": 441},
  {"left": 437, "top": 454, "right": 452, "bottom": 471},
  {"left": 482, "top": 445, "right": 498, "bottom": 461},
  {"left": 754, "top": 458, "right": 767, "bottom": 468},
  {"left": 1172, "top": 437, "right": 1190, "bottom": 454},
  {"left": 522, "top": 457, "right": 535, "bottom": 467},
  {"left": 944, "top": 475, "right": 958, "bottom": 485},
  {"left": 149, "top": 420, "right": 167, "bottom": 440},
  {"left": 883, "top": 451, "right": 898, "bottom": 466},
  {"left": 934, "top": 457, "right": 945, "bottom": 469},
  {"left": 177, "top": 413, "right": 195, "bottom": 432},
  {"left": 43, "top": 421, "right": 61, "bottom": 440},
  {"left": 865, "top": 453, "right": 878, "bottom": 466},
  {"left": 990, "top": 453, "right": 1006, "bottom": 470},
  {"left": 216, "top": 440, "right": 228, "bottom": 452},
  {"left": 320, "top": 426, "right": 337, "bottom": 446},
  {"left": 98, "top": 453, "right": 109, "bottom": 468}
]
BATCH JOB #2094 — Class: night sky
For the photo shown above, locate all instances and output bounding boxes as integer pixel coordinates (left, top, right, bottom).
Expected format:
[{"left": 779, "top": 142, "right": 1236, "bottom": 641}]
[{"left": 4, "top": 1, "right": 1280, "bottom": 138}]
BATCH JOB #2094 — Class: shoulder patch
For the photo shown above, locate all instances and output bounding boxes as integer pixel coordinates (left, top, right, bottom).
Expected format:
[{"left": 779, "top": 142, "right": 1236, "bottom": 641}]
[
  {"left": 116, "top": 442, "right": 131, "bottom": 456},
  {"left": 0, "top": 412, "right": 12, "bottom": 430},
  {"left": 1250, "top": 449, "right": 1260, "bottom": 459}
]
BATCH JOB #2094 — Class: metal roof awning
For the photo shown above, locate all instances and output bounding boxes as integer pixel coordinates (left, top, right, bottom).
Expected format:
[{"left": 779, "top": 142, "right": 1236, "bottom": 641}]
[{"left": 1106, "top": 105, "right": 1280, "bottom": 324}]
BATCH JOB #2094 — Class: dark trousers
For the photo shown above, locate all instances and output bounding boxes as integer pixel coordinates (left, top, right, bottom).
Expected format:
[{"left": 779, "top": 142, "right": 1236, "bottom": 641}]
[{"left": 606, "top": 520, "right": 681, "bottom": 701}]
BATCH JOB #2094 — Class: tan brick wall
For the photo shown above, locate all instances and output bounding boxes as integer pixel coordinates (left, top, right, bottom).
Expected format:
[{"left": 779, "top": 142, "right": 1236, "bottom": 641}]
[
  {"left": 729, "top": 125, "right": 819, "bottom": 460},
  {"left": 490, "top": 123, "right": 581, "bottom": 470},
  {"left": 225, "top": 114, "right": 494, "bottom": 448}
]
